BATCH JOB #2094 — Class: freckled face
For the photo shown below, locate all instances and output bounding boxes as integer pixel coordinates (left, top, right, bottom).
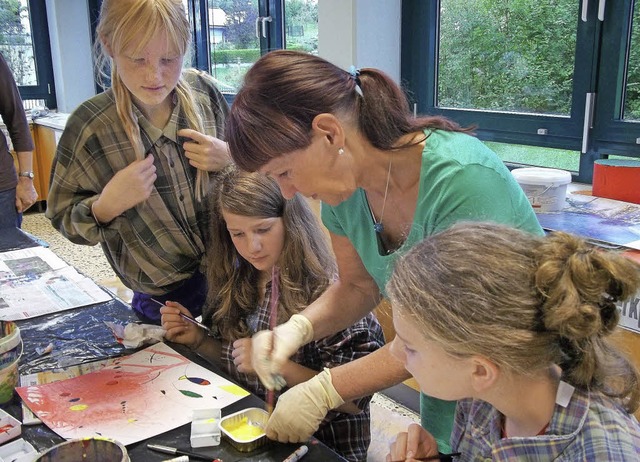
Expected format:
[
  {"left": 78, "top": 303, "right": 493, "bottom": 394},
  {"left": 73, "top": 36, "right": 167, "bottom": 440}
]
[
  {"left": 259, "top": 137, "right": 356, "bottom": 206},
  {"left": 390, "top": 308, "right": 473, "bottom": 401},
  {"left": 112, "top": 29, "right": 183, "bottom": 119},
  {"left": 223, "top": 211, "right": 285, "bottom": 273}
]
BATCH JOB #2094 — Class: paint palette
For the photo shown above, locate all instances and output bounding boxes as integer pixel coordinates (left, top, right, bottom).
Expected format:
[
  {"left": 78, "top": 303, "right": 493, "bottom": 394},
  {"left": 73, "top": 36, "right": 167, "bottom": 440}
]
[
  {"left": 0, "top": 438, "right": 37, "bottom": 462},
  {"left": 0, "top": 409, "right": 21, "bottom": 445},
  {"left": 219, "top": 408, "right": 268, "bottom": 453},
  {"left": 191, "top": 408, "right": 221, "bottom": 448}
]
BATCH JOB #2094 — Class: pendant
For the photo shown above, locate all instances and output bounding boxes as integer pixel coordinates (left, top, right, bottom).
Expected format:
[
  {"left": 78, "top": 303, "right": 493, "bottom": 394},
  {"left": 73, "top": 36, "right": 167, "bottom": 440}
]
[{"left": 374, "top": 222, "right": 384, "bottom": 233}]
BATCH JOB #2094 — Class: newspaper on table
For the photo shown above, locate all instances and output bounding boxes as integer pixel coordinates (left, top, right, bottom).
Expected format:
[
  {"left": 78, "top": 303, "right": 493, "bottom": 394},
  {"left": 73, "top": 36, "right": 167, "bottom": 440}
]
[{"left": 0, "top": 246, "right": 111, "bottom": 321}]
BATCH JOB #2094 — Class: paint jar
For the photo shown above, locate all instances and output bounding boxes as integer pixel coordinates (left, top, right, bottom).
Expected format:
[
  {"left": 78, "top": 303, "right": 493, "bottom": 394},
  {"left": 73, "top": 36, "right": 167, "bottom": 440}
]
[
  {"left": 0, "top": 357, "right": 21, "bottom": 404},
  {"left": 0, "top": 322, "right": 21, "bottom": 355},
  {"left": 511, "top": 167, "right": 572, "bottom": 213},
  {"left": 0, "top": 321, "right": 22, "bottom": 404},
  {"left": 33, "top": 438, "right": 129, "bottom": 462}
]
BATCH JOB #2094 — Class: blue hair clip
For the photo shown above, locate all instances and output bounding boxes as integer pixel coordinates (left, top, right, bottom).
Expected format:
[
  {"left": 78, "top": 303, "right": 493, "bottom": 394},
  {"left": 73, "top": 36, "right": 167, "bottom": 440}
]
[{"left": 348, "top": 65, "right": 363, "bottom": 97}]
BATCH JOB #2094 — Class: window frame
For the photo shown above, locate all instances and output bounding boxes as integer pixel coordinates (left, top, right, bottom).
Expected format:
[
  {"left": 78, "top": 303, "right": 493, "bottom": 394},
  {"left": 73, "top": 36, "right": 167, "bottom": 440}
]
[
  {"left": 401, "top": 0, "right": 640, "bottom": 184},
  {"left": 16, "top": 0, "right": 56, "bottom": 109}
]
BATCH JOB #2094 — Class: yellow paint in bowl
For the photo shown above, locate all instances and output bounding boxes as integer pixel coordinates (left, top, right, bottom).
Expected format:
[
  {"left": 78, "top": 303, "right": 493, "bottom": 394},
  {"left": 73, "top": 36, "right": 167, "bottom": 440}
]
[{"left": 224, "top": 416, "right": 264, "bottom": 441}]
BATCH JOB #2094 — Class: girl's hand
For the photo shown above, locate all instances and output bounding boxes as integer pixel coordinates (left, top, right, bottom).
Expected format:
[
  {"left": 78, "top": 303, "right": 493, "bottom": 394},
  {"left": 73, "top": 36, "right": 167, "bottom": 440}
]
[
  {"left": 231, "top": 338, "right": 255, "bottom": 374},
  {"left": 160, "top": 300, "right": 204, "bottom": 350},
  {"left": 178, "top": 128, "right": 230, "bottom": 172},
  {"left": 386, "top": 423, "right": 439, "bottom": 462},
  {"left": 94, "top": 155, "right": 157, "bottom": 222}
]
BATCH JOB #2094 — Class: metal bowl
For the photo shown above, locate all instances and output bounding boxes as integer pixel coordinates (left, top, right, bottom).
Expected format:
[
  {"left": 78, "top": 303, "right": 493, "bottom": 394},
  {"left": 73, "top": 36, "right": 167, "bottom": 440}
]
[{"left": 219, "top": 407, "right": 269, "bottom": 453}]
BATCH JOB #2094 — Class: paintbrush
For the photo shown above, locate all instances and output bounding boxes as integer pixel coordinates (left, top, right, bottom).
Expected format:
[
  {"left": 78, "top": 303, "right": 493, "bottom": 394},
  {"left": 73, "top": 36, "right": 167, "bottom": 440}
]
[
  {"left": 265, "top": 265, "right": 280, "bottom": 416},
  {"left": 389, "top": 452, "right": 461, "bottom": 462},
  {"left": 150, "top": 298, "right": 213, "bottom": 336}
]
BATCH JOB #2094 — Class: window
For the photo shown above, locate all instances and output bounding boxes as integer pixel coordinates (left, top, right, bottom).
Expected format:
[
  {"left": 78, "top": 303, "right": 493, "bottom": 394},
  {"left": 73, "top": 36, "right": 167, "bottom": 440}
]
[
  {"left": 0, "top": 0, "right": 56, "bottom": 109},
  {"left": 401, "top": 0, "right": 640, "bottom": 183},
  {"left": 187, "top": 0, "right": 318, "bottom": 98}
]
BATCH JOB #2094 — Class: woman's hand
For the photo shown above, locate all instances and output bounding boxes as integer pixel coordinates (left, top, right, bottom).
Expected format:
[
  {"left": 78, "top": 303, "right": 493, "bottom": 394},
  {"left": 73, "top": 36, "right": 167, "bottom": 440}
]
[
  {"left": 160, "top": 300, "right": 204, "bottom": 350},
  {"left": 386, "top": 423, "right": 439, "bottom": 462},
  {"left": 252, "top": 314, "right": 314, "bottom": 390},
  {"left": 265, "top": 368, "right": 344, "bottom": 443},
  {"left": 178, "top": 128, "right": 230, "bottom": 172},
  {"left": 231, "top": 338, "right": 255, "bottom": 374},
  {"left": 15, "top": 177, "right": 38, "bottom": 213}
]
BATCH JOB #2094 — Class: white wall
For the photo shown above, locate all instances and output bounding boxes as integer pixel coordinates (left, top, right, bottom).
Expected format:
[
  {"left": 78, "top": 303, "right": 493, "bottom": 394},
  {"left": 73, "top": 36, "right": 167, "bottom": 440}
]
[
  {"left": 45, "top": 0, "right": 95, "bottom": 113},
  {"left": 318, "top": 0, "right": 401, "bottom": 83}
]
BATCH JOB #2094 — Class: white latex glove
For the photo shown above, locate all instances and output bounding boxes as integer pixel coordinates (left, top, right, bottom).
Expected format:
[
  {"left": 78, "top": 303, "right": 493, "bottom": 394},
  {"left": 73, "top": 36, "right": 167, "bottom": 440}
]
[
  {"left": 252, "top": 314, "right": 314, "bottom": 390},
  {"left": 265, "top": 368, "right": 344, "bottom": 443}
]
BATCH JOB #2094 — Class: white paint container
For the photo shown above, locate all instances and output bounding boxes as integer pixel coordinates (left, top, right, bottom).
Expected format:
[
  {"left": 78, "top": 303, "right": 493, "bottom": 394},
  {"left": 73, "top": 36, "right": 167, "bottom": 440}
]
[{"left": 511, "top": 167, "right": 572, "bottom": 213}]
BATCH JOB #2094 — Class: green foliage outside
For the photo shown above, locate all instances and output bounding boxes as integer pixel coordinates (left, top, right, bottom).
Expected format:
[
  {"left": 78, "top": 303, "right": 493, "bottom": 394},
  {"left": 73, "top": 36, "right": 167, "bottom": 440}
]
[
  {"left": 439, "top": 0, "right": 577, "bottom": 115},
  {"left": 209, "top": 0, "right": 317, "bottom": 91},
  {"left": 0, "top": 0, "right": 35, "bottom": 85},
  {"left": 486, "top": 141, "right": 579, "bottom": 172},
  {"left": 625, "top": 5, "right": 640, "bottom": 119}
]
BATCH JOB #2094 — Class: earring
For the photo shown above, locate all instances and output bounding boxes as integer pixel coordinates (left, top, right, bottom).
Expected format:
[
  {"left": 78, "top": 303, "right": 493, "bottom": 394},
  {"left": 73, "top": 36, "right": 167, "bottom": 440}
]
[{"left": 338, "top": 147, "right": 345, "bottom": 155}]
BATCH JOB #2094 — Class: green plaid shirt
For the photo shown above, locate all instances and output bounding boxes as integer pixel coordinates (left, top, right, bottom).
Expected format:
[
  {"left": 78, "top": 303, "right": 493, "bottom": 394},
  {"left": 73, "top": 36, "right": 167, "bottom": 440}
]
[{"left": 46, "top": 69, "right": 228, "bottom": 294}]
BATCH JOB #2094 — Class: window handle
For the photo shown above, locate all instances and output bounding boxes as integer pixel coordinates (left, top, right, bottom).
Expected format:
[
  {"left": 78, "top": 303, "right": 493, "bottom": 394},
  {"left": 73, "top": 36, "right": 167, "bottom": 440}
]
[
  {"left": 258, "top": 16, "right": 272, "bottom": 39},
  {"left": 582, "top": 92, "right": 596, "bottom": 154},
  {"left": 254, "top": 16, "right": 272, "bottom": 39},
  {"left": 581, "top": 0, "right": 589, "bottom": 22},
  {"left": 598, "top": 0, "right": 606, "bottom": 21}
]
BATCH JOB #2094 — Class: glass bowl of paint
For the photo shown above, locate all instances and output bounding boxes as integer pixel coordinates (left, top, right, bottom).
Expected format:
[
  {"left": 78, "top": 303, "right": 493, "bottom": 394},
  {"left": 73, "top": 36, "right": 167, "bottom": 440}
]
[
  {"left": 34, "top": 437, "right": 129, "bottom": 462},
  {"left": 219, "top": 407, "right": 268, "bottom": 452}
]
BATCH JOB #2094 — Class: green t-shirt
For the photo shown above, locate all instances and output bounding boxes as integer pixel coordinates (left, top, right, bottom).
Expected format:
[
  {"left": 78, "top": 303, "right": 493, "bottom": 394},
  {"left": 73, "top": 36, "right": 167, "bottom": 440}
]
[{"left": 321, "top": 129, "right": 543, "bottom": 452}]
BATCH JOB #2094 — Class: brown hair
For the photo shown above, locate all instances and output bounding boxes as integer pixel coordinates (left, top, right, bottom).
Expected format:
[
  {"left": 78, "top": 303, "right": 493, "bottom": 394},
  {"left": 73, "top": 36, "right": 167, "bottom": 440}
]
[
  {"left": 94, "top": 0, "right": 210, "bottom": 199},
  {"left": 387, "top": 221, "right": 640, "bottom": 412},
  {"left": 225, "top": 50, "right": 472, "bottom": 172},
  {"left": 204, "top": 166, "right": 336, "bottom": 340}
]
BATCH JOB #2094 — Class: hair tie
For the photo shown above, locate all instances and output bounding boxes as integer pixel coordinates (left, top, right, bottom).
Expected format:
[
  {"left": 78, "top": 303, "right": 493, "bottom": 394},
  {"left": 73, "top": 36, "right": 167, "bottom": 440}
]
[{"left": 348, "top": 65, "right": 364, "bottom": 97}]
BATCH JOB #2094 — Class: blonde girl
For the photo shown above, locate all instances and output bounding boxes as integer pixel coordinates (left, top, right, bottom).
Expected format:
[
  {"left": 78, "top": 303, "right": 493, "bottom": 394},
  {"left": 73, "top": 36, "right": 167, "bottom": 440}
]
[
  {"left": 47, "top": 0, "right": 230, "bottom": 323},
  {"left": 387, "top": 222, "right": 640, "bottom": 461}
]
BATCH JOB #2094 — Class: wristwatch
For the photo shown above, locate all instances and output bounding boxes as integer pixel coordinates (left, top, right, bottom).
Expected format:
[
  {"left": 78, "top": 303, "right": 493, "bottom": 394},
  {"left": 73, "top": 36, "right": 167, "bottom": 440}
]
[{"left": 18, "top": 171, "right": 34, "bottom": 179}]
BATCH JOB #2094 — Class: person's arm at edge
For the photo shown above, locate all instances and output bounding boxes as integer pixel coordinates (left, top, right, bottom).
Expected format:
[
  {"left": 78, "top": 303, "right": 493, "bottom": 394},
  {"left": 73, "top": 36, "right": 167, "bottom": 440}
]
[
  {"left": 330, "top": 343, "right": 410, "bottom": 402},
  {"left": 15, "top": 150, "right": 37, "bottom": 212},
  {"left": 302, "top": 232, "right": 382, "bottom": 340}
]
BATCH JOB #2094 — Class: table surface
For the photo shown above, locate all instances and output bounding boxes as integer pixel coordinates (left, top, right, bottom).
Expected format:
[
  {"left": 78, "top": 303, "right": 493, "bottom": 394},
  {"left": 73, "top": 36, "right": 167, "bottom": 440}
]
[{"left": 0, "top": 227, "right": 346, "bottom": 461}]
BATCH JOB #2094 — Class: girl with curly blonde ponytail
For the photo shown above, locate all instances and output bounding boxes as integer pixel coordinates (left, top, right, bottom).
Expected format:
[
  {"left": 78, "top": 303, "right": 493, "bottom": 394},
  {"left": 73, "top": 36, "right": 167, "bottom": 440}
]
[{"left": 387, "top": 221, "right": 640, "bottom": 461}]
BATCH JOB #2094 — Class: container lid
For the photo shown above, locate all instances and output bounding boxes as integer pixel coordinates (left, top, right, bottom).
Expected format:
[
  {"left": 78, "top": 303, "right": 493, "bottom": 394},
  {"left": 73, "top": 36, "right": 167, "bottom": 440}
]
[
  {"left": 594, "top": 159, "right": 640, "bottom": 168},
  {"left": 511, "top": 167, "right": 572, "bottom": 186}
]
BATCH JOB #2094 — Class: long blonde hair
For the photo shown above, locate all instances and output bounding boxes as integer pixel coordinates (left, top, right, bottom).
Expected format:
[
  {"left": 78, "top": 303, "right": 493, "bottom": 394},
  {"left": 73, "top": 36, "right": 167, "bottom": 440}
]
[
  {"left": 94, "top": 0, "right": 209, "bottom": 199},
  {"left": 388, "top": 221, "right": 640, "bottom": 413},
  {"left": 204, "top": 166, "right": 336, "bottom": 340}
]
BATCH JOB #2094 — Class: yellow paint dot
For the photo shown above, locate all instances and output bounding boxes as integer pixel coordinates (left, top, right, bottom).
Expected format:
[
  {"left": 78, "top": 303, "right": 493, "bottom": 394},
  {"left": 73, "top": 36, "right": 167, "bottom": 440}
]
[
  {"left": 219, "top": 384, "right": 250, "bottom": 397},
  {"left": 69, "top": 404, "right": 88, "bottom": 411}
]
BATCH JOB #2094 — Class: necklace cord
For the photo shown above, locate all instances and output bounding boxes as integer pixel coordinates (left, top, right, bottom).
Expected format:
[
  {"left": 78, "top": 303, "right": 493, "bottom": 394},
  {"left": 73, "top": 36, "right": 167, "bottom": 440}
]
[{"left": 369, "top": 155, "right": 392, "bottom": 233}]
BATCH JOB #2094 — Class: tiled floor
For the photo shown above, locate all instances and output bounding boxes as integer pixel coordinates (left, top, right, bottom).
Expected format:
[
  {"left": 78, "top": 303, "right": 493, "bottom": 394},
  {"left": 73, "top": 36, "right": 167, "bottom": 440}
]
[{"left": 21, "top": 210, "right": 420, "bottom": 461}]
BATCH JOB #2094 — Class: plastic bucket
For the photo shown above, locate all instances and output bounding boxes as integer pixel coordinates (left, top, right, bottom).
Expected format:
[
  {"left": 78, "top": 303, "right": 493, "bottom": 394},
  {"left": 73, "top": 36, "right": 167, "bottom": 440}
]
[
  {"left": 0, "top": 350, "right": 21, "bottom": 404},
  {"left": 0, "top": 339, "right": 22, "bottom": 369},
  {"left": 34, "top": 438, "right": 130, "bottom": 462},
  {"left": 0, "top": 321, "right": 21, "bottom": 355},
  {"left": 593, "top": 159, "right": 640, "bottom": 205},
  {"left": 511, "top": 167, "right": 572, "bottom": 213}
]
